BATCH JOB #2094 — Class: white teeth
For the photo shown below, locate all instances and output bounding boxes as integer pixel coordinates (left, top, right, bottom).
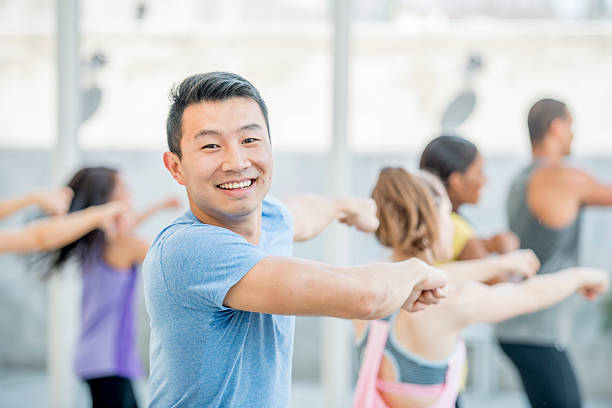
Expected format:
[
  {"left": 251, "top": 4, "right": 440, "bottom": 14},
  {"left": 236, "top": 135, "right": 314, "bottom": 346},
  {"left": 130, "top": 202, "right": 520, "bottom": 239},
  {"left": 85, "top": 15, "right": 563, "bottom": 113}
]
[{"left": 218, "top": 180, "right": 253, "bottom": 190}]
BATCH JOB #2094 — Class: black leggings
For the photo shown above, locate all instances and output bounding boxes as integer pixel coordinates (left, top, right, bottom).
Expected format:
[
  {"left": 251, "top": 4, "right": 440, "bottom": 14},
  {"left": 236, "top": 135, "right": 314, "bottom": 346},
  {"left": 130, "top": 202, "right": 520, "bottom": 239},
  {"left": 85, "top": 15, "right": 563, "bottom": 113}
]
[
  {"left": 85, "top": 376, "right": 139, "bottom": 408},
  {"left": 499, "top": 342, "right": 582, "bottom": 408}
]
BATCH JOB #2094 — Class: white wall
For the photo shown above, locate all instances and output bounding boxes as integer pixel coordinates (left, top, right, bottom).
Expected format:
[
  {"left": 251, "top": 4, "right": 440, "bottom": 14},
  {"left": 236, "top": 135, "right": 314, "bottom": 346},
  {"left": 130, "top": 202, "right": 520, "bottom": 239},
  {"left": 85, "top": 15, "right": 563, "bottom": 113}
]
[{"left": 2, "top": 20, "right": 612, "bottom": 157}]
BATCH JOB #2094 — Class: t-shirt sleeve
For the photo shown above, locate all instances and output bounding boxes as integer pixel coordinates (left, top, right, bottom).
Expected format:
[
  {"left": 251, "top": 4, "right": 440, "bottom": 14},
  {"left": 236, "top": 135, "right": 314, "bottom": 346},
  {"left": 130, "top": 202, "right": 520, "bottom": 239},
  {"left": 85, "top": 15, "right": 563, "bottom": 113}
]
[
  {"left": 263, "top": 196, "right": 294, "bottom": 239},
  {"left": 159, "top": 225, "right": 266, "bottom": 311}
]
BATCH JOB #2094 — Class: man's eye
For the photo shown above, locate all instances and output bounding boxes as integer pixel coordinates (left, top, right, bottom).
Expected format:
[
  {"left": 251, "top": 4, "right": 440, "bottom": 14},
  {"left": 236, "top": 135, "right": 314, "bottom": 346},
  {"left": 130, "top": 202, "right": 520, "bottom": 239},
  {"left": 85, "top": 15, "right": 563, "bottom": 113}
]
[
  {"left": 202, "top": 144, "right": 219, "bottom": 149},
  {"left": 242, "top": 138, "right": 258, "bottom": 144}
]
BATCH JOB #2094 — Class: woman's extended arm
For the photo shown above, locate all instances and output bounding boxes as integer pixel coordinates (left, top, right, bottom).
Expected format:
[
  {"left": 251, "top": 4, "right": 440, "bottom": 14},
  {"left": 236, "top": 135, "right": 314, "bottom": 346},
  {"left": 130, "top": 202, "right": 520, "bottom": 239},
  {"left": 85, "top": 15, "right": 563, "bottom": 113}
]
[
  {"left": 440, "top": 249, "right": 540, "bottom": 286},
  {"left": 0, "top": 201, "right": 130, "bottom": 254},
  {"left": 0, "top": 188, "right": 73, "bottom": 221},
  {"left": 454, "top": 267, "right": 609, "bottom": 328},
  {"left": 133, "top": 197, "right": 182, "bottom": 226}
]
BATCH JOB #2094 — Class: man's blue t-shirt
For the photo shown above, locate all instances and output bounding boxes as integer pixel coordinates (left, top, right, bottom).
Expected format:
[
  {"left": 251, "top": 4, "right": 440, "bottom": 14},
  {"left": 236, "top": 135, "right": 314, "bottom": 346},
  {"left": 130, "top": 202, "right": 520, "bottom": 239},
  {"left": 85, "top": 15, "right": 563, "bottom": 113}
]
[{"left": 143, "top": 197, "right": 295, "bottom": 407}]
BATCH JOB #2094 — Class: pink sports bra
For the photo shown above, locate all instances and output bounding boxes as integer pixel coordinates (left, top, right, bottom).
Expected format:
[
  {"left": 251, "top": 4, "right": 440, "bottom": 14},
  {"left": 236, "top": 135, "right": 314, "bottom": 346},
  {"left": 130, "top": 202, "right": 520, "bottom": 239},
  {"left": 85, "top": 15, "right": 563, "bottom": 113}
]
[{"left": 352, "top": 320, "right": 466, "bottom": 408}]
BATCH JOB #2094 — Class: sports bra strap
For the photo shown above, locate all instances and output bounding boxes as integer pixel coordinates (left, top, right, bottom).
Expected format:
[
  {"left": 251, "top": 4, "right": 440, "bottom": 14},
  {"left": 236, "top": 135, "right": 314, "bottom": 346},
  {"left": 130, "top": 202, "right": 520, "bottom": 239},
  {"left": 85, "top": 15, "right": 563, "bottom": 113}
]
[
  {"left": 352, "top": 320, "right": 391, "bottom": 408},
  {"left": 376, "top": 379, "right": 444, "bottom": 397},
  {"left": 353, "top": 319, "right": 467, "bottom": 408}
]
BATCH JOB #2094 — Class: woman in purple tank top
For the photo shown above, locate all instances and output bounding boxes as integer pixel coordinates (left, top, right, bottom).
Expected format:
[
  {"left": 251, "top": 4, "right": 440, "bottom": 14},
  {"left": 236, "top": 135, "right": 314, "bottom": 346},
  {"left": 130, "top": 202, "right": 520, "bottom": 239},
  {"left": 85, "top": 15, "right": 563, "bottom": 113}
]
[{"left": 46, "top": 167, "right": 180, "bottom": 408}]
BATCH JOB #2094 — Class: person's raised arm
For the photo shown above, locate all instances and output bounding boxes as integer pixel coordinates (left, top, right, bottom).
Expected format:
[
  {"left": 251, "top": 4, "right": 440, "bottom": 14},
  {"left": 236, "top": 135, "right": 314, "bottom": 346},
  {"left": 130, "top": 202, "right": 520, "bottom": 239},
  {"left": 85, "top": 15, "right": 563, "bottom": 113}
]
[
  {"left": 457, "top": 232, "right": 520, "bottom": 261},
  {"left": 455, "top": 237, "right": 488, "bottom": 260},
  {"left": 223, "top": 256, "right": 448, "bottom": 319},
  {"left": 0, "top": 188, "right": 73, "bottom": 221},
  {"left": 0, "top": 200, "right": 130, "bottom": 254},
  {"left": 103, "top": 234, "right": 150, "bottom": 269},
  {"left": 576, "top": 169, "right": 612, "bottom": 207},
  {"left": 483, "top": 231, "right": 520, "bottom": 254},
  {"left": 284, "top": 195, "right": 378, "bottom": 242},
  {"left": 453, "top": 267, "right": 609, "bottom": 329},
  {"left": 105, "top": 197, "right": 180, "bottom": 266},
  {"left": 133, "top": 197, "right": 182, "bottom": 227},
  {"left": 441, "top": 249, "right": 540, "bottom": 286}
]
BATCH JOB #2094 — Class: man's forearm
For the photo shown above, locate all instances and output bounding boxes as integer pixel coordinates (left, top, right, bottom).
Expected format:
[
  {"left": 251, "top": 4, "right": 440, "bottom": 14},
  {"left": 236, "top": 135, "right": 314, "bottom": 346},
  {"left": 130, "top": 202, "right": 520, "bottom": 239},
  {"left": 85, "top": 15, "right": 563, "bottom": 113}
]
[
  {"left": 335, "top": 258, "right": 431, "bottom": 319},
  {"left": 285, "top": 195, "right": 344, "bottom": 241},
  {"left": 223, "top": 255, "right": 444, "bottom": 319}
]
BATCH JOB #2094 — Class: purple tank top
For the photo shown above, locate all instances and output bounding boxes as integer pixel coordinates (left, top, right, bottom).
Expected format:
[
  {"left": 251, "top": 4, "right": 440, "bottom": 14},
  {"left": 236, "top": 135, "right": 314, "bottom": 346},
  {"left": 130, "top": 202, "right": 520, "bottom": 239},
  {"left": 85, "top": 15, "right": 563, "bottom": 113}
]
[{"left": 74, "top": 252, "right": 144, "bottom": 380}]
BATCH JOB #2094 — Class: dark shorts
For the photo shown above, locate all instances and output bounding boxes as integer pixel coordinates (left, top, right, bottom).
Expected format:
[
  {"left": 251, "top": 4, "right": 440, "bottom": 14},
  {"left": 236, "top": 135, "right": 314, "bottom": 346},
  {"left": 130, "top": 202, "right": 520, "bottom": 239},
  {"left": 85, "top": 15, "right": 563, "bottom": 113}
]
[{"left": 85, "top": 376, "right": 139, "bottom": 408}]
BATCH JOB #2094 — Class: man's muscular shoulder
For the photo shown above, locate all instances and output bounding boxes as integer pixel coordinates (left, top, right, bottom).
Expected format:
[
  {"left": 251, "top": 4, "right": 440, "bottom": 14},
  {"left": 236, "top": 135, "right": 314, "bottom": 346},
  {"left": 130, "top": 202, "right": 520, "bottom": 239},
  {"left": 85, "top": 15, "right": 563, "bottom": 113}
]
[
  {"left": 531, "top": 163, "right": 587, "bottom": 193},
  {"left": 527, "top": 163, "right": 585, "bottom": 228}
]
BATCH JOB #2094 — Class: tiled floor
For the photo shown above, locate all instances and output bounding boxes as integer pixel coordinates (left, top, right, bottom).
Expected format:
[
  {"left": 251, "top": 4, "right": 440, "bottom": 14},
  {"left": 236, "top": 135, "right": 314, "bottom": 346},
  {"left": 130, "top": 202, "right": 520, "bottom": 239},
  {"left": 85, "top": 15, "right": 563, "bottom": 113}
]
[{"left": 1, "top": 368, "right": 611, "bottom": 408}]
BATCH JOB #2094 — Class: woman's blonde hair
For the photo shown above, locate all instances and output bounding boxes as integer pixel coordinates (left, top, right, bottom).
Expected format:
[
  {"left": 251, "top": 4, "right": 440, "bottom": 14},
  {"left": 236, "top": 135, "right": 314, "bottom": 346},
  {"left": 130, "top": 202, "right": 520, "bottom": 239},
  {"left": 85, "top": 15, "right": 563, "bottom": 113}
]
[{"left": 372, "top": 167, "right": 445, "bottom": 262}]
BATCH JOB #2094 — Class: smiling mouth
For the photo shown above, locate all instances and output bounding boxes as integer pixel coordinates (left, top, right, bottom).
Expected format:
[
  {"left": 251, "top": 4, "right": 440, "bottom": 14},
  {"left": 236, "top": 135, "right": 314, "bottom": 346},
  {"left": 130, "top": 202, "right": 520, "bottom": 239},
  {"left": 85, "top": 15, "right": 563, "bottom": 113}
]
[{"left": 216, "top": 179, "right": 255, "bottom": 190}]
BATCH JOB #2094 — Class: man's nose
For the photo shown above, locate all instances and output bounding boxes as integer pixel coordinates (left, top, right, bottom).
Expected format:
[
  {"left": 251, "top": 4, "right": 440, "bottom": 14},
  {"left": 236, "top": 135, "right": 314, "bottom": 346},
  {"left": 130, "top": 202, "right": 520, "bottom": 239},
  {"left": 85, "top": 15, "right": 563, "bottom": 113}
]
[{"left": 221, "top": 144, "right": 250, "bottom": 173}]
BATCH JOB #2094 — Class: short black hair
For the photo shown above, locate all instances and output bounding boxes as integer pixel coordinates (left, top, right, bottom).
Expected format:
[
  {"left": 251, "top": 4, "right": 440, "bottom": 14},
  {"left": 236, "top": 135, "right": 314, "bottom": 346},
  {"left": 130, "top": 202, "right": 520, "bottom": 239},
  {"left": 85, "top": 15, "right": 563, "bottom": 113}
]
[
  {"left": 527, "top": 98, "right": 568, "bottom": 145},
  {"left": 419, "top": 135, "right": 478, "bottom": 185},
  {"left": 166, "top": 72, "right": 270, "bottom": 158}
]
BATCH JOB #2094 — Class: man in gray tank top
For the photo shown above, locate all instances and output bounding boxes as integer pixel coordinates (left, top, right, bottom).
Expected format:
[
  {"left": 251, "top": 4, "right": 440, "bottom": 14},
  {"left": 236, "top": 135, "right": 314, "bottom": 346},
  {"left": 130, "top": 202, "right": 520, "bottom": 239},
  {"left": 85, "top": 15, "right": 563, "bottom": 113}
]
[{"left": 495, "top": 98, "right": 612, "bottom": 408}]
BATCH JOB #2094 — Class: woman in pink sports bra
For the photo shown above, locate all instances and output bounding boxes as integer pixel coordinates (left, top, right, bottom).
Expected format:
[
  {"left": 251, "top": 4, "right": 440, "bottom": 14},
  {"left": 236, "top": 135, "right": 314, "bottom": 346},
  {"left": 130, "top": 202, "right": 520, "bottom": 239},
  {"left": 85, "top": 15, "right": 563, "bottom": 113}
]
[{"left": 352, "top": 167, "right": 609, "bottom": 408}]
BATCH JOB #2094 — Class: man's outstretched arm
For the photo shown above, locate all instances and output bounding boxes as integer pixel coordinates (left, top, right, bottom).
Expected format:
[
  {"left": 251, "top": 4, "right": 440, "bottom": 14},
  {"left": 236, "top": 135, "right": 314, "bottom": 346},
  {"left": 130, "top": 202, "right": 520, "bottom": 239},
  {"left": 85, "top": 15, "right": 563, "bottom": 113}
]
[
  {"left": 223, "top": 256, "right": 448, "bottom": 319},
  {"left": 575, "top": 169, "right": 612, "bottom": 206},
  {"left": 284, "top": 195, "right": 378, "bottom": 242}
]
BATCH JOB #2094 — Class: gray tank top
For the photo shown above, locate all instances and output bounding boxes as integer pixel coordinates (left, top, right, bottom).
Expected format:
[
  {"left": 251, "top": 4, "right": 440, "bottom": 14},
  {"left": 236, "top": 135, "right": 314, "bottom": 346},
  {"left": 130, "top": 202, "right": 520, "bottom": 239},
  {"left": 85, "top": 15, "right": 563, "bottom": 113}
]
[
  {"left": 354, "top": 314, "right": 449, "bottom": 385},
  {"left": 495, "top": 160, "right": 583, "bottom": 346}
]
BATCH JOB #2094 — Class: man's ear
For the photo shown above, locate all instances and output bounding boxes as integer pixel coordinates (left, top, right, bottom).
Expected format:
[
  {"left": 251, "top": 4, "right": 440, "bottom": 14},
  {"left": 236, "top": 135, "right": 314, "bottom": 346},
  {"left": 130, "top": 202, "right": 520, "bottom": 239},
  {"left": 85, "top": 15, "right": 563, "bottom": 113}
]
[
  {"left": 549, "top": 117, "right": 565, "bottom": 139},
  {"left": 163, "top": 151, "right": 186, "bottom": 186}
]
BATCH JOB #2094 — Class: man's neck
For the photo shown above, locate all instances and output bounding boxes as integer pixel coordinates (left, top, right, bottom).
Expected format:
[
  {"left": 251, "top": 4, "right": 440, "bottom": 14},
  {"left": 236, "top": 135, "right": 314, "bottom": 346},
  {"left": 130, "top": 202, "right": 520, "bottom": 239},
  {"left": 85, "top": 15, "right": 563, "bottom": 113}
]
[
  {"left": 190, "top": 203, "right": 263, "bottom": 245},
  {"left": 531, "top": 138, "right": 563, "bottom": 162}
]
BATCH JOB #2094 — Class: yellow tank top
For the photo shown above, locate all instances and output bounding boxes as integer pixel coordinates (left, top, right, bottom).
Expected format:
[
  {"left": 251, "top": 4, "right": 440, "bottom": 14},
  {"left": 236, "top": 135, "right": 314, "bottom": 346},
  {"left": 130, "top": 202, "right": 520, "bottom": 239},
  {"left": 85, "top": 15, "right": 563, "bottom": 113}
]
[
  {"left": 451, "top": 212, "right": 475, "bottom": 261},
  {"left": 439, "top": 212, "right": 474, "bottom": 391}
]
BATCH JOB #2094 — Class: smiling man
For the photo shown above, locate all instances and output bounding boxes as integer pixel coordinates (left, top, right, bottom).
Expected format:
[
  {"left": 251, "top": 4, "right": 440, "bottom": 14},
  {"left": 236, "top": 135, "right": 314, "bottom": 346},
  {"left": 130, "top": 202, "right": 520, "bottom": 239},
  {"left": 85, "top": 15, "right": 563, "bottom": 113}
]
[{"left": 143, "top": 72, "right": 449, "bottom": 407}]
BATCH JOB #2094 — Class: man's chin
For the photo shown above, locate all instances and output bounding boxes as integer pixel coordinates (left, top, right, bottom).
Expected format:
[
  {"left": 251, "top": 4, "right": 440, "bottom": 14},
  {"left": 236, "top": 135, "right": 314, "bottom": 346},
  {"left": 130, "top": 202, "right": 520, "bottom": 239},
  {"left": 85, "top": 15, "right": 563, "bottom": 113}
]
[
  {"left": 219, "top": 201, "right": 261, "bottom": 219},
  {"left": 229, "top": 207, "right": 259, "bottom": 219}
]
